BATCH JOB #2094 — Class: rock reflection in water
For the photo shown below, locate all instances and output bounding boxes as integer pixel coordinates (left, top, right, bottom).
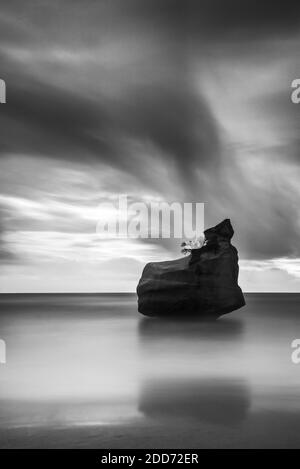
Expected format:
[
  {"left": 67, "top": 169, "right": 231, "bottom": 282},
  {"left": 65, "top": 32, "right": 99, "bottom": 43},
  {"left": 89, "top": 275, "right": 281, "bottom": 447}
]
[
  {"left": 139, "top": 378, "right": 250, "bottom": 425},
  {"left": 138, "top": 316, "right": 244, "bottom": 342},
  {"left": 138, "top": 315, "right": 250, "bottom": 427}
]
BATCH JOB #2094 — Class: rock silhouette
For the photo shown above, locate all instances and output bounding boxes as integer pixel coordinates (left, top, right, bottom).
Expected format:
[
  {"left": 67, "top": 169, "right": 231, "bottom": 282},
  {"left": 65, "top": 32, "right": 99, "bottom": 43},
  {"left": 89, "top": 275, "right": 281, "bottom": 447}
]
[{"left": 137, "top": 219, "right": 245, "bottom": 318}]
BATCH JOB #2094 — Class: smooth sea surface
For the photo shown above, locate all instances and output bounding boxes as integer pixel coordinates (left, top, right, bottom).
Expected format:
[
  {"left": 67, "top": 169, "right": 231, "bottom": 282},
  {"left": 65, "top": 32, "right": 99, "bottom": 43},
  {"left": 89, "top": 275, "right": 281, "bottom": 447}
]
[{"left": 0, "top": 293, "right": 300, "bottom": 448}]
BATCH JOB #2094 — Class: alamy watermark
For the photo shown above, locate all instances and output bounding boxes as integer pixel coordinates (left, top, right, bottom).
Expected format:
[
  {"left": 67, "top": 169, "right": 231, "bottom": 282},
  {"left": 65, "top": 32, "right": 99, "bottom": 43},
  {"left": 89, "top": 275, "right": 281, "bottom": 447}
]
[
  {"left": 0, "top": 339, "right": 6, "bottom": 364},
  {"left": 291, "top": 339, "right": 300, "bottom": 364},
  {"left": 96, "top": 195, "right": 204, "bottom": 239},
  {"left": 0, "top": 79, "right": 6, "bottom": 103},
  {"left": 291, "top": 79, "right": 300, "bottom": 104}
]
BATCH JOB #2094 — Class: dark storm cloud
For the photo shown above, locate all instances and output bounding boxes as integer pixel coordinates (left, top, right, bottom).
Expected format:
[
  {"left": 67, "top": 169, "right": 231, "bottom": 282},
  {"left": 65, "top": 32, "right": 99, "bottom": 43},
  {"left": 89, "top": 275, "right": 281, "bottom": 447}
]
[
  {"left": 0, "top": 0, "right": 298, "bottom": 179},
  {"left": 1, "top": 0, "right": 299, "bottom": 59},
  {"left": 0, "top": 0, "right": 300, "bottom": 271},
  {"left": 187, "top": 0, "right": 300, "bottom": 40},
  {"left": 0, "top": 64, "right": 113, "bottom": 160},
  {"left": 0, "top": 49, "right": 221, "bottom": 194}
]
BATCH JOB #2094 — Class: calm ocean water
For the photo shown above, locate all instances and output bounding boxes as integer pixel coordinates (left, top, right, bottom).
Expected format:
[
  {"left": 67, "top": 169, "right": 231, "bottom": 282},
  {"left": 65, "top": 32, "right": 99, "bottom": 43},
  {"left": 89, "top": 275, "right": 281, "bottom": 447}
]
[{"left": 0, "top": 293, "right": 300, "bottom": 448}]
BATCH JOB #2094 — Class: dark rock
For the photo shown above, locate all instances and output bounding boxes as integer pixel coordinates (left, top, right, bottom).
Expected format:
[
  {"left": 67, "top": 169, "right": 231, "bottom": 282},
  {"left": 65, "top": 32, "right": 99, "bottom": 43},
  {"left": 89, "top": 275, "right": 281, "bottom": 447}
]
[{"left": 137, "top": 219, "right": 245, "bottom": 318}]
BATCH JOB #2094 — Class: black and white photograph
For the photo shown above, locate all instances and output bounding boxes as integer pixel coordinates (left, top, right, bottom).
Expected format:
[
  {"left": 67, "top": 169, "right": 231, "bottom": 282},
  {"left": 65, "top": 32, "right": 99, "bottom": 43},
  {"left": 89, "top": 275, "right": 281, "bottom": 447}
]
[{"left": 0, "top": 0, "right": 300, "bottom": 455}]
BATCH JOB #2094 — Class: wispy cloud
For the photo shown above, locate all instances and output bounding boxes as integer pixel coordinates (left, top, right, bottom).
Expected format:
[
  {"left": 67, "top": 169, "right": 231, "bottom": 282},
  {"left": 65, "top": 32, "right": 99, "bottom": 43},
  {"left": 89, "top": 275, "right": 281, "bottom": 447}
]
[{"left": 0, "top": 0, "right": 300, "bottom": 291}]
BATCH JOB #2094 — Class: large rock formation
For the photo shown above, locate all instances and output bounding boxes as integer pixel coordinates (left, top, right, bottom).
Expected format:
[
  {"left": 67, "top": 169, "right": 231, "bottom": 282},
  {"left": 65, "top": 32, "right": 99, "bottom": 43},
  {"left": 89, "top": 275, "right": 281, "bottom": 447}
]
[{"left": 137, "top": 219, "right": 245, "bottom": 318}]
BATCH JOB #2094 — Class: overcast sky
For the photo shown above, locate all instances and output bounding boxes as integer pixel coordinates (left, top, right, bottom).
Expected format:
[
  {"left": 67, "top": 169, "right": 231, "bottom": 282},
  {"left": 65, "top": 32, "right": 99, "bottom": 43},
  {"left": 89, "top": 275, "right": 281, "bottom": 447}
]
[{"left": 0, "top": 0, "right": 300, "bottom": 292}]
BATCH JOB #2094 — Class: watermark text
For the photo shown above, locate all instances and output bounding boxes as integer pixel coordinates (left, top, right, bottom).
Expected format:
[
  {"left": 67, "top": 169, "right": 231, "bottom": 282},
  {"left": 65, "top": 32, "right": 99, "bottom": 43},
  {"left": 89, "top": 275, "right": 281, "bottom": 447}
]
[
  {"left": 96, "top": 195, "right": 204, "bottom": 239},
  {"left": 0, "top": 339, "right": 6, "bottom": 364},
  {"left": 0, "top": 79, "right": 6, "bottom": 103}
]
